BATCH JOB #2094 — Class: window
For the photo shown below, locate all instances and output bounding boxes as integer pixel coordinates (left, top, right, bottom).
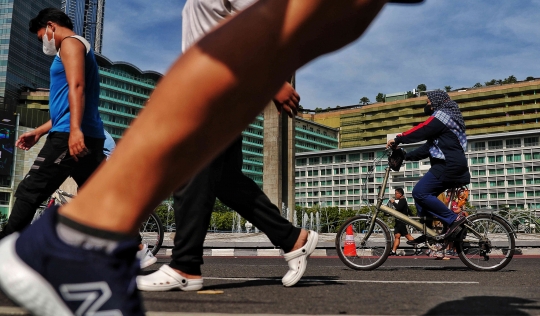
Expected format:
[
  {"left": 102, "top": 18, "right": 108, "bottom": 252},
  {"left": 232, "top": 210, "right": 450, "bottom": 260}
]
[
  {"left": 334, "top": 168, "right": 345, "bottom": 175},
  {"left": 321, "top": 156, "right": 332, "bottom": 164},
  {"left": 506, "top": 138, "right": 521, "bottom": 148},
  {"left": 348, "top": 167, "right": 359, "bottom": 174},
  {"left": 507, "top": 167, "right": 522, "bottom": 174},
  {"left": 333, "top": 179, "right": 345, "bottom": 185},
  {"left": 488, "top": 140, "right": 503, "bottom": 150},
  {"left": 524, "top": 152, "right": 540, "bottom": 160},
  {"left": 524, "top": 137, "right": 539, "bottom": 147},
  {"left": 507, "top": 179, "right": 523, "bottom": 186},
  {"left": 525, "top": 166, "right": 540, "bottom": 172},
  {"left": 472, "top": 182, "right": 487, "bottom": 188},
  {"left": 472, "top": 170, "right": 486, "bottom": 176},
  {"left": 349, "top": 154, "right": 360, "bottom": 162},
  {"left": 348, "top": 178, "right": 360, "bottom": 184},
  {"left": 308, "top": 157, "right": 320, "bottom": 165},
  {"left": 489, "top": 169, "right": 504, "bottom": 175},
  {"left": 335, "top": 155, "right": 346, "bottom": 163},
  {"left": 471, "top": 157, "right": 485, "bottom": 164},
  {"left": 527, "top": 179, "right": 540, "bottom": 185},
  {"left": 506, "top": 154, "right": 521, "bottom": 162},
  {"left": 296, "top": 158, "right": 307, "bottom": 166},
  {"left": 362, "top": 152, "right": 374, "bottom": 160},
  {"left": 489, "top": 180, "right": 504, "bottom": 187},
  {"left": 307, "top": 170, "right": 319, "bottom": 176},
  {"left": 471, "top": 142, "right": 485, "bottom": 151},
  {"left": 376, "top": 165, "right": 386, "bottom": 172},
  {"left": 488, "top": 155, "right": 503, "bottom": 163}
]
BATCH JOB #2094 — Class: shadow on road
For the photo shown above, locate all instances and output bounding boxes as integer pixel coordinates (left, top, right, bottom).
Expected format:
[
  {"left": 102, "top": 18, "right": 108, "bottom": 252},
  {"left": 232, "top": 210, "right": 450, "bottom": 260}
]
[{"left": 424, "top": 296, "right": 539, "bottom": 315}]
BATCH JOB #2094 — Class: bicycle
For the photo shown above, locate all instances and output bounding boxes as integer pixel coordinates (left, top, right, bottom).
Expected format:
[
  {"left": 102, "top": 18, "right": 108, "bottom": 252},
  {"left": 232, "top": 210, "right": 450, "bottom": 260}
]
[
  {"left": 335, "top": 147, "right": 516, "bottom": 272},
  {"left": 34, "top": 189, "right": 164, "bottom": 256}
]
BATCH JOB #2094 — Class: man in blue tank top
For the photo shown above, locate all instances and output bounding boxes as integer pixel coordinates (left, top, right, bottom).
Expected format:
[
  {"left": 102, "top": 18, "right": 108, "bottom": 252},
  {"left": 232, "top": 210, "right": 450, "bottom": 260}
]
[{"left": 0, "top": 8, "right": 105, "bottom": 239}]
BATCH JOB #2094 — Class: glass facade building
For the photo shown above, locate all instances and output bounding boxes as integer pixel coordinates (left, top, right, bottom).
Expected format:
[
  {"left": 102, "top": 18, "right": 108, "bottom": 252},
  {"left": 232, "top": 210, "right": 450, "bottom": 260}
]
[
  {"left": 0, "top": 0, "right": 59, "bottom": 112},
  {"left": 61, "top": 0, "right": 105, "bottom": 53},
  {"left": 95, "top": 54, "right": 161, "bottom": 139}
]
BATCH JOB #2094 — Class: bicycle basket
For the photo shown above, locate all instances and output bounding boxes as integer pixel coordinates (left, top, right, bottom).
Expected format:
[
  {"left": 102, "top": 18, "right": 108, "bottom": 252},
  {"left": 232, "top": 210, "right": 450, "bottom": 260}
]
[{"left": 388, "top": 148, "right": 406, "bottom": 171}]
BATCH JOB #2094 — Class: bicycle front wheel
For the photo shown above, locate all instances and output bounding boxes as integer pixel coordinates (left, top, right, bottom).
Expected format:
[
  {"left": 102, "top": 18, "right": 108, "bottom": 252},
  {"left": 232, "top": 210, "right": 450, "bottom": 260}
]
[
  {"left": 335, "top": 215, "right": 392, "bottom": 270},
  {"left": 139, "top": 212, "right": 164, "bottom": 256},
  {"left": 456, "top": 213, "right": 515, "bottom": 271}
]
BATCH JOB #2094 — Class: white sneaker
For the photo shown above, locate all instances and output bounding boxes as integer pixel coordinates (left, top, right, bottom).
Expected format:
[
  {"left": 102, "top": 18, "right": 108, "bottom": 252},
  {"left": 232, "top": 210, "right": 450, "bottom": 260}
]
[
  {"left": 137, "top": 244, "right": 157, "bottom": 269},
  {"left": 282, "top": 230, "right": 319, "bottom": 287},
  {"left": 137, "top": 265, "right": 203, "bottom": 292}
]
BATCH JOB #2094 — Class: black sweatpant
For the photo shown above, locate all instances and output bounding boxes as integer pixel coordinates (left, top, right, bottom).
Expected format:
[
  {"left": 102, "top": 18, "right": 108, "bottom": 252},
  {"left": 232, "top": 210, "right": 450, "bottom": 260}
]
[
  {"left": 0, "top": 132, "right": 104, "bottom": 239},
  {"left": 169, "top": 137, "right": 301, "bottom": 275}
]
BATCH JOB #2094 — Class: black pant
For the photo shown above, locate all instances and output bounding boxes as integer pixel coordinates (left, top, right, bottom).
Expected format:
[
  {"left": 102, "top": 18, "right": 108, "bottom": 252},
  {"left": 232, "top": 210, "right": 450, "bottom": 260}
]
[
  {"left": 0, "top": 132, "right": 104, "bottom": 239},
  {"left": 170, "top": 138, "right": 301, "bottom": 275}
]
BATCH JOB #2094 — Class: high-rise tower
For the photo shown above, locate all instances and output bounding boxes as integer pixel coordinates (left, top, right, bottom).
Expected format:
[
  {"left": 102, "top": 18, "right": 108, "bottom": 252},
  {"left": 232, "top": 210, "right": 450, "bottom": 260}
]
[
  {"left": 0, "top": 0, "right": 61, "bottom": 112},
  {"left": 61, "top": 0, "right": 105, "bottom": 53}
]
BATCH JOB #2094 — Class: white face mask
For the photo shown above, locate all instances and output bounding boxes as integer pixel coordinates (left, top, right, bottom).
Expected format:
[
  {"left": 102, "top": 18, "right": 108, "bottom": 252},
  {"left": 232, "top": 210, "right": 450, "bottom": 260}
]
[{"left": 42, "top": 26, "right": 58, "bottom": 56}]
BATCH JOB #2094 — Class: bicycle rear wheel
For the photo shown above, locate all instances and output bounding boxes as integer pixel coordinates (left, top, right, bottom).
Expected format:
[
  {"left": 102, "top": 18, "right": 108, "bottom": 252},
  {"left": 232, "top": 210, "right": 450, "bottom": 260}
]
[
  {"left": 335, "top": 215, "right": 392, "bottom": 270},
  {"left": 456, "top": 213, "right": 515, "bottom": 271},
  {"left": 139, "top": 212, "right": 164, "bottom": 256}
]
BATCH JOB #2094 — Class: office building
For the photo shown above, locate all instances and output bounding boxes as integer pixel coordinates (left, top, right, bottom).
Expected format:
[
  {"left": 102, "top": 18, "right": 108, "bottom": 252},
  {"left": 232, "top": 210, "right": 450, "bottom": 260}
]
[{"left": 62, "top": 0, "right": 105, "bottom": 53}]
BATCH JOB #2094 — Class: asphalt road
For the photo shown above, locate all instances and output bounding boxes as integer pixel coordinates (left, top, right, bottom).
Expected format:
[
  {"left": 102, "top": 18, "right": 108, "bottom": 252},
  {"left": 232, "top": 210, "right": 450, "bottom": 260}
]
[{"left": 1, "top": 255, "right": 540, "bottom": 315}]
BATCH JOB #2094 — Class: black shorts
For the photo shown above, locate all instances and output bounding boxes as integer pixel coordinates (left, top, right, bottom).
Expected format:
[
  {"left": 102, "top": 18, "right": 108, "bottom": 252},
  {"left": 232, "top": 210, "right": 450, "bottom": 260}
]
[{"left": 394, "top": 221, "right": 409, "bottom": 236}]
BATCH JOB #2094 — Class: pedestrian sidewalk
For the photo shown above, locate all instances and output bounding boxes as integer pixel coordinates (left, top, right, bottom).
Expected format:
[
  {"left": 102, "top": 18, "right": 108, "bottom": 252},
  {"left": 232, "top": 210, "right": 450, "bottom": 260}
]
[{"left": 160, "top": 232, "right": 540, "bottom": 257}]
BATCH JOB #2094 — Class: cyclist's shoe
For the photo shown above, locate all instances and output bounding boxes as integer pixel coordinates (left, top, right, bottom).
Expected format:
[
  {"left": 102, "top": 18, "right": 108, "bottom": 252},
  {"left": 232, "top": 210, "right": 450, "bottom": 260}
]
[
  {"left": 389, "top": 251, "right": 397, "bottom": 256},
  {"left": 137, "top": 243, "right": 157, "bottom": 269},
  {"left": 443, "top": 213, "right": 467, "bottom": 238},
  {"left": 406, "top": 234, "right": 427, "bottom": 245},
  {"left": 0, "top": 205, "right": 144, "bottom": 316},
  {"left": 137, "top": 265, "right": 203, "bottom": 292},
  {"left": 282, "top": 230, "right": 318, "bottom": 287}
]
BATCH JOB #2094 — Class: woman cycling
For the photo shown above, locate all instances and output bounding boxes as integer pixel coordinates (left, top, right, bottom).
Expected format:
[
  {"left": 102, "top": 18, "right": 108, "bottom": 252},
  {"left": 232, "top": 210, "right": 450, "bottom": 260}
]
[{"left": 387, "top": 90, "right": 470, "bottom": 242}]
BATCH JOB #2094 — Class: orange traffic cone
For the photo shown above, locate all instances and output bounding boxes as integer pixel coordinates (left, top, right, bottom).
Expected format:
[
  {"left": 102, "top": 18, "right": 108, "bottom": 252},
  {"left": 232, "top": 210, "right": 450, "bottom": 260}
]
[{"left": 343, "top": 225, "right": 356, "bottom": 256}]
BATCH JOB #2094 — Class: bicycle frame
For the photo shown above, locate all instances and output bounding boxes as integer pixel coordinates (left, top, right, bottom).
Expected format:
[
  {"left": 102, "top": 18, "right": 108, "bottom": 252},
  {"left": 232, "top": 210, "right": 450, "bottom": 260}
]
[{"left": 362, "top": 167, "right": 438, "bottom": 245}]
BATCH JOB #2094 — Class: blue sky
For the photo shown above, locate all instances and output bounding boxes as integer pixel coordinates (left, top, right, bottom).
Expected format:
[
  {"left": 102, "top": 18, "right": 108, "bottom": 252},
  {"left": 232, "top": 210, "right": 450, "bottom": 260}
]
[{"left": 101, "top": 0, "right": 540, "bottom": 110}]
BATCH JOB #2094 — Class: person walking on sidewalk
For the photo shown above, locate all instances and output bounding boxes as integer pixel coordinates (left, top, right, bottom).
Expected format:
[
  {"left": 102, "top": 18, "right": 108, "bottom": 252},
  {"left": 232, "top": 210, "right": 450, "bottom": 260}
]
[
  {"left": 0, "top": 8, "right": 105, "bottom": 240},
  {"left": 136, "top": 0, "right": 317, "bottom": 290}
]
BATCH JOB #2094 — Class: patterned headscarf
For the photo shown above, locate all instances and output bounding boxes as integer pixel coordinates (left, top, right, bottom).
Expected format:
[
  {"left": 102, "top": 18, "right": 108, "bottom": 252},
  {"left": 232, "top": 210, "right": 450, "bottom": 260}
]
[
  {"left": 427, "top": 90, "right": 465, "bottom": 130},
  {"left": 426, "top": 90, "right": 467, "bottom": 157}
]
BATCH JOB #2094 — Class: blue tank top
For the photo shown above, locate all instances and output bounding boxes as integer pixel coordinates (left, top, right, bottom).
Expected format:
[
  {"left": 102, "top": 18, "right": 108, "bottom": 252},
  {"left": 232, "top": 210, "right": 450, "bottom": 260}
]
[{"left": 49, "top": 36, "right": 104, "bottom": 139}]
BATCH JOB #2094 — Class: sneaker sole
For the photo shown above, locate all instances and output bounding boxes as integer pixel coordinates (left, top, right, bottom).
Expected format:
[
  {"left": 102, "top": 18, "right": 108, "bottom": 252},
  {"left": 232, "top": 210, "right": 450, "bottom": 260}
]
[
  {"left": 0, "top": 234, "right": 72, "bottom": 316},
  {"left": 140, "top": 256, "right": 158, "bottom": 269}
]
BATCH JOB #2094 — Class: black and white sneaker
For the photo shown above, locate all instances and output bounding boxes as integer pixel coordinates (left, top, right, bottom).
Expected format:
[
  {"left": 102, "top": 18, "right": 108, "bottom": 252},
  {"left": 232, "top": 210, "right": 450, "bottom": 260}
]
[{"left": 0, "top": 205, "right": 144, "bottom": 316}]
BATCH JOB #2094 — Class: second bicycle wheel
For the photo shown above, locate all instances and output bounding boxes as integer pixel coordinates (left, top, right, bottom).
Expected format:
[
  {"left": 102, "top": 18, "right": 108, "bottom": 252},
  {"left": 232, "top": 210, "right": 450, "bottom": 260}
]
[
  {"left": 139, "top": 212, "right": 164, "bottom": 256},
  {"left": 335, "top": 215, "right": 392, "bottom": 270},
  {"left": 456, "top": 213, "right": 515, "bottom": 271}
]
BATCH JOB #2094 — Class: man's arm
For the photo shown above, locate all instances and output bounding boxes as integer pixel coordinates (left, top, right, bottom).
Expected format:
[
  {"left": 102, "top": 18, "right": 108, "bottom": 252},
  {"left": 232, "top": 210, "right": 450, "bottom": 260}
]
[
  {"left": 60, "top": 37, "right": 88, "bottom": 161},
  {"left": 15, "top": 120, "right": 52, "bottom": 150}
]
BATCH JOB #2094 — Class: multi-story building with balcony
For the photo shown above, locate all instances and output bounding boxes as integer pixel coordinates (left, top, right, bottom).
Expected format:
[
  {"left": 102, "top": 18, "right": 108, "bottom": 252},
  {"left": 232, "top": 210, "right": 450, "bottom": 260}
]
[
  {"left": 295, "top": 79, "right": 540, "bottom": 212},
  {"left": 241, "top": 116, "right": 339, "bottom": 187}
]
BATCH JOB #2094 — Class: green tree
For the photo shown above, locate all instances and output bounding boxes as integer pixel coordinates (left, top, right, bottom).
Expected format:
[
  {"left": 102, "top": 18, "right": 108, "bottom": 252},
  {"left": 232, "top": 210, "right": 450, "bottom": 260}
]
[
  {"left": 359, "top": 97, "right": 370, "bottom": 105},
  {"left": 375, "top": 93, "right": 385, "bottom": 103},
  {"left": 472, "top": 82, "right": 483, "bottom": 88},
  {"left": 526, "top": 76, "right": 535, "bottom": 81},
  {"left": 406, "top": 91, "right": 415, "bottom": 98},
  {"left": 314, "top": 107, "right": 322, "bottom": 113},
  {"left": 503, "top": 75, "right": 517, "bottom": 84},
  {"left": 444, "top": 86, "right": 452, "bottom": 92},
  {"left": 484, "top": 79, "right": 497, "bottom": 86},
  {"left": 416, "top": 84, "right": 427, "bottom": 92}
]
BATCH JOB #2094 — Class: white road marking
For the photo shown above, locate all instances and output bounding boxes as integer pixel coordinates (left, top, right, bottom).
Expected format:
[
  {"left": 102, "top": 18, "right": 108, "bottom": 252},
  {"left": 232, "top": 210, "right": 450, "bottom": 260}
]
[{"left": 204, "top": 276, "right": 478, "bottom": 284}]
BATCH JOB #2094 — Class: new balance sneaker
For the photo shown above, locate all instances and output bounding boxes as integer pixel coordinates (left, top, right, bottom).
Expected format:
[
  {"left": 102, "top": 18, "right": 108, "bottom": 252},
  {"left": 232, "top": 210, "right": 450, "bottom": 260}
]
[
  {"left": 0, "top": 205, "right": 144, "bottom": 316},
  {"left": 137, "top": 244, "right": 157, "bottom": 269}
]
